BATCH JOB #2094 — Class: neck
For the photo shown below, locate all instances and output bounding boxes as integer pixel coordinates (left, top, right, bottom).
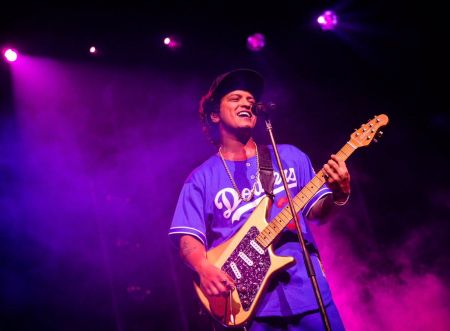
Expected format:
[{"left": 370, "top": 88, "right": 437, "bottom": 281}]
[{"left": 219, "top": 137, "right": 257, "bottom": 161}]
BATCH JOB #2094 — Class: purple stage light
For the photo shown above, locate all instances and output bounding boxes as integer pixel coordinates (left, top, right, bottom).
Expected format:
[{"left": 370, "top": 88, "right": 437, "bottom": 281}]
[
  {"left": 3, "top": 48, "right": 18, "bottom": 62},
  {"left": 317, "top": 10, "right": 338, "bottom": 31},
  {"left": 89, "top": 46, "right": 96, "bottom": 54},
  {"left": 163, "top": 36, "right": 181, "bottom": 49},
  {"left": 247, "top": 33, "right": 266, "bottom": 52}
]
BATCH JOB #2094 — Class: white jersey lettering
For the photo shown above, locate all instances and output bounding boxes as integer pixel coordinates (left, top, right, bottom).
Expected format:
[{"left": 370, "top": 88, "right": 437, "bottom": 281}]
[{"left": 215, "top": 168, "right": 298, "bottom": 224}]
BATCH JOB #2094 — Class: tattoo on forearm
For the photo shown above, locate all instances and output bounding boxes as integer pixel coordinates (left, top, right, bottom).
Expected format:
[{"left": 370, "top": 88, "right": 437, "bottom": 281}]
[{"left": 180, "top": 239, "right": 199, "bottom": 258}]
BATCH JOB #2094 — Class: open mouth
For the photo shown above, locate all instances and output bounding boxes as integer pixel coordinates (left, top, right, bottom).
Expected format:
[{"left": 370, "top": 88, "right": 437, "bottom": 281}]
[{"left": 237, "top": 111, "right": 252, "bottom": 118}]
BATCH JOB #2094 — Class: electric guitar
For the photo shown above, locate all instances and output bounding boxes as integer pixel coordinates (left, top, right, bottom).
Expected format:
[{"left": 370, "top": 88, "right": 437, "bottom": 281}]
[{"left": 194, "top": 114, "right": 389, "bottom": 327}]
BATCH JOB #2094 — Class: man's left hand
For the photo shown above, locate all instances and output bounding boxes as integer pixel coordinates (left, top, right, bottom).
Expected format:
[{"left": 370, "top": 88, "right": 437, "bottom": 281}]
[{"left": 323, "top": 154, "right": 351, "bottom": 202}]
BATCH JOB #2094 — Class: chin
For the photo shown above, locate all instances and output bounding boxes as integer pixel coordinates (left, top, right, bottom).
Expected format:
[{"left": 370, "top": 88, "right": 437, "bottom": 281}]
[{"left": 240, "top": 120, "right": 256, "bottom": 128}]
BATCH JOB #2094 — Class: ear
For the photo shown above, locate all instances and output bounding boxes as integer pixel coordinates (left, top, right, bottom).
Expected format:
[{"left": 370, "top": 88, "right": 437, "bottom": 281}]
[{"left": 210, "top": 112, "right": 220, "bottom": 124}]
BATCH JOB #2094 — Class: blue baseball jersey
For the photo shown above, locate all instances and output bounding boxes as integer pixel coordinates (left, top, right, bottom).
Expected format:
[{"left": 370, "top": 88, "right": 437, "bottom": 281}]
[{"left": 169, "top": 144, "right": 333, "bottom": 316}]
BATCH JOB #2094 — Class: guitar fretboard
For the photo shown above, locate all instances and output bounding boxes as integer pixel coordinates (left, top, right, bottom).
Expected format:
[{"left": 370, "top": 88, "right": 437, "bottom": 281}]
[{"left": 255, "top": 142, "right": 356, "bottom": 248}]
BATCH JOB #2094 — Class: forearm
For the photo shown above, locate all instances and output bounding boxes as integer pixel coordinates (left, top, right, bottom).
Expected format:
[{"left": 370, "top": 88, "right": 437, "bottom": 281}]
[{"left": 179, "top": 235, "right": 208, "bottom": 272}]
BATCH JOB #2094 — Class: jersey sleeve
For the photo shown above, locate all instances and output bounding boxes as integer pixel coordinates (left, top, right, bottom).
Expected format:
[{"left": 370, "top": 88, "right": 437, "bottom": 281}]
[{"left": 168, "top": 174, "right": 208, "bottom": 248}]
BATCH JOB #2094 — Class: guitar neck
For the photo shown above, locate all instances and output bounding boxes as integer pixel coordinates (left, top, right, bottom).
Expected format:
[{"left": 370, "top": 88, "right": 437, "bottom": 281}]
[{"left": 255, "top": 141, "right": 357, "bottom": 248}]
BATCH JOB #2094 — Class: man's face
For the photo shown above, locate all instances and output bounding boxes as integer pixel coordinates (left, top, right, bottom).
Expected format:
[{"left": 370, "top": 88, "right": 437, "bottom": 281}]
[{"left": 211, "top": 90, "right": 257, "bottom": 132}]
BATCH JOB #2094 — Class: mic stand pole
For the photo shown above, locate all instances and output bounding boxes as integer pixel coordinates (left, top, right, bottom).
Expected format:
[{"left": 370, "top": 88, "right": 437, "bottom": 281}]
[{"left": 263, "top": 115, "right": 331, "bottom": 331}]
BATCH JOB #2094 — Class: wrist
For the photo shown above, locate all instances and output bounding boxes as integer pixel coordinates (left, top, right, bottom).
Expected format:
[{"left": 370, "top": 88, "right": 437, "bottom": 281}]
[
  {"left": 333, "top": 192, "right": 350, "bottom": 206},
  {"left": 194, "top": 258, "right": 210, "bottom": 273}
]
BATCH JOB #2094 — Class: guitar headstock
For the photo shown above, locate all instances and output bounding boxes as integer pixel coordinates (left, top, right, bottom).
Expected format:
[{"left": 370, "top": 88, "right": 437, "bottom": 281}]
[{"left": 350, "top": 114, "right": 389, "bottom": 148}]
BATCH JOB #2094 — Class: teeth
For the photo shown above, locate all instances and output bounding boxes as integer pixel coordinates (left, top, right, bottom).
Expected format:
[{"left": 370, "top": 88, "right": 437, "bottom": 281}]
[{"left": 238, "top": 111, "right": 251, "bottom": 118}]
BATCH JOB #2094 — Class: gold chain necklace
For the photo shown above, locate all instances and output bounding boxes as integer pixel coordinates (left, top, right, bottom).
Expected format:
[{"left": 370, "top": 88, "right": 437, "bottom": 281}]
[{"left": 218, "top": 143, "right": 260, "bottom": 202}]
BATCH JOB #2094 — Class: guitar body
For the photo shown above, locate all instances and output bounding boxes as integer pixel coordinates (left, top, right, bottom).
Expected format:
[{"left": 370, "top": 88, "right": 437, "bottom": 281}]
[{"left": 194, "top": 196, "right": 295, "bottom": 327}]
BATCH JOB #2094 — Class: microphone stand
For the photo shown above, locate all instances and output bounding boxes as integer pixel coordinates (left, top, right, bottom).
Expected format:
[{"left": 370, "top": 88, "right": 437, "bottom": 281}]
[{"left": 261, "top": 111, "right": 331, "bottom": 331}]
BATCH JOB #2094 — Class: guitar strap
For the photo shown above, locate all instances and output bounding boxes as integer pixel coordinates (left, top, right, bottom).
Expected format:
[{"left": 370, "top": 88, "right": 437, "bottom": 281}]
[{"left": 257, "top": 144, "right": 275, "bottom": 199}]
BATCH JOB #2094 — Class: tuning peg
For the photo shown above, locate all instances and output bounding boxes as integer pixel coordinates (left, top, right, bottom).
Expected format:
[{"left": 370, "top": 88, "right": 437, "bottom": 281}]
[
  {"left": 377, "top": 131, "right": 384, "bottom": 138},
  {"left": 373, "top": 138, "right": 378, "bottom": 143}
]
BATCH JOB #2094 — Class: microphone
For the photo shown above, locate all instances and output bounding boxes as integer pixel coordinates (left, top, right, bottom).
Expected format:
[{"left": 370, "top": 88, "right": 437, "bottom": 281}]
[{"left": 251, "top": 102, "right": 277, "bottom": 116}]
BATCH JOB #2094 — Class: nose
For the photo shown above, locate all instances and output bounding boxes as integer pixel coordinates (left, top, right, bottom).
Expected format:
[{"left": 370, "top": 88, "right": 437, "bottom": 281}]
[{"left": 241, "top": 100, "right": 252, "bottom": 109}]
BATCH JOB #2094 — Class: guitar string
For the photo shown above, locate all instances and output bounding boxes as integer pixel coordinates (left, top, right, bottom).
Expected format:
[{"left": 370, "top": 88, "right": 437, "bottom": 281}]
[
  {"left": 223, "top": 181, "right": 321, "bottom": 284},
  {"left": 221, "top": 187, "right": 319, "bottom": 301},
  {"left": 220, "top": 120, "right": 378, "bottom": 299},
  {"left": 220, "top": 151, "right": 326, "bottom": 287},
  {"left": 221, "top": 181, "right": 317, "bottom": 288},
  {"left": 217, "top": 120, "right": 382, "bottom": 323},
  {"left": 221, "top": 232, "right": 268, "bottom": 292}
]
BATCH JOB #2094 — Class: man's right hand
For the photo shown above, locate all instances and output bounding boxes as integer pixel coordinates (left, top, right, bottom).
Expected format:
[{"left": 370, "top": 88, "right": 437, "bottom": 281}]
[
  {"left": 196, "top": 260, "right": 235, "bottom": 297},
  {"left": 179, "top": 235, "right": 235, "bottom": 297}
]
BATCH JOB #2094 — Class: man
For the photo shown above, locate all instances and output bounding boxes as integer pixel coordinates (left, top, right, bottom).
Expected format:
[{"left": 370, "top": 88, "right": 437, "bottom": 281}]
[{"left": 169, "top": 68, "right": 350, "bottom": 330}]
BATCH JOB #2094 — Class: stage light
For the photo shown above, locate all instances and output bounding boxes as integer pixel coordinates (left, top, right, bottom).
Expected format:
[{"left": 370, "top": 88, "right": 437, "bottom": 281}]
[
  {"left": 163, "top": 36, "right": 181, "bottom": 49},
  {"left": 317, "top": 10, "right": 338, "bottom": 31},
  {"left": 247, "top": 33, "right": 265, "bottom": 52},
  {"left": 89, "top": 46, "right": 97, "bottom": 54},
  {"left": 3, "top": 48, "right": 18, "bottom": 62}
]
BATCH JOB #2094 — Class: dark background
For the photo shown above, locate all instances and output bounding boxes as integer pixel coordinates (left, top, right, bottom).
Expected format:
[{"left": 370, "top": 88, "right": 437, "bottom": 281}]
[{"left": 1, "top": 2, "right": 449, "bottom": 331}]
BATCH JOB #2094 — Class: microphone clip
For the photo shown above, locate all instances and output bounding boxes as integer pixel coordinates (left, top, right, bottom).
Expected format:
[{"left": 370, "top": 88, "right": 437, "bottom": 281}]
[{"left": 252, "top": 102, "right": 277, "bottom": 116}]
